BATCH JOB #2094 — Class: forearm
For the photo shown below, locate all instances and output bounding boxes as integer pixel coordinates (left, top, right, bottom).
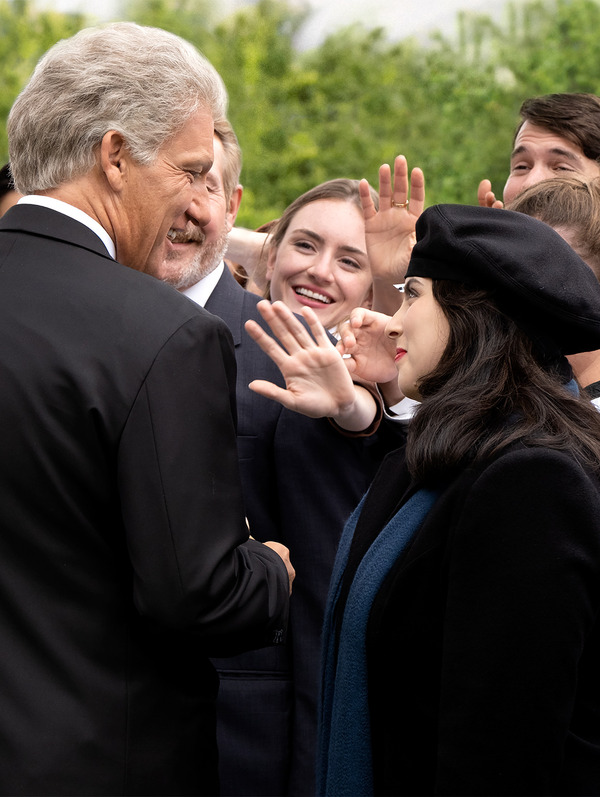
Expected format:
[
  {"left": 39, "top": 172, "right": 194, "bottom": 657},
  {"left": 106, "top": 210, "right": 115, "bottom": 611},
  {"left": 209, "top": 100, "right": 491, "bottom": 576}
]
[
  {"left": 119, "top": 314, "right": 290, "bottom": 650},
  {"left": 225, "top": 227, "right": 270, "bottom": 281}
]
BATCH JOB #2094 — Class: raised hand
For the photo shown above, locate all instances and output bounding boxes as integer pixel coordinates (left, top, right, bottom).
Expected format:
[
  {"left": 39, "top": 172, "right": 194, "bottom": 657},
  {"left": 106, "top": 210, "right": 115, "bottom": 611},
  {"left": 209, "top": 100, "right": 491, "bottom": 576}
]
[
  {"left": 337, "top": 307, "right": 399, "bottom": 384},
  {"left": 244, "top": 301, "right": 360, "bottom": 420},
  {"left": 360, "top": 154, "right": 425, "bottom": 285},
  {"left": 477, "top": 179, "right": 504, "bottom": 209}
]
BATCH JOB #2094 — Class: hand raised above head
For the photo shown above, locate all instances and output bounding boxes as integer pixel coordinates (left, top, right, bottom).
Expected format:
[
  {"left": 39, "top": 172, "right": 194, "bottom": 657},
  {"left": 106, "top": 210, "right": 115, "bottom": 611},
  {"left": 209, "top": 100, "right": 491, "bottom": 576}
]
[{"left": 359, "top": 154, "right": 425, "bottom": 285}]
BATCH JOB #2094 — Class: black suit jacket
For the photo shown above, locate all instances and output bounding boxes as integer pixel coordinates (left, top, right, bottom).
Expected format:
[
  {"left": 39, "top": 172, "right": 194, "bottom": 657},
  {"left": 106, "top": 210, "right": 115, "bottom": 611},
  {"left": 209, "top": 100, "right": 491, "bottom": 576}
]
[
  {"left": 0, "top": 206, "right": 288, "bottom": 796},
  {"left": 205, "top": 268, "right": 404, "bottom": 795}
]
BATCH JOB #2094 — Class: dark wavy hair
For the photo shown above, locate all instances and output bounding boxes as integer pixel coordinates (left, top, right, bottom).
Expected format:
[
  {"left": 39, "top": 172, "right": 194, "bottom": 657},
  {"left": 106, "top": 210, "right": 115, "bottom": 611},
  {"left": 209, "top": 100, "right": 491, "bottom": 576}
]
[
  {"left": 516, "top": 93, "right": 600, "bottom": 163},
  {"left": 406, "top": 280, "right": 600, "bottom": 483}
]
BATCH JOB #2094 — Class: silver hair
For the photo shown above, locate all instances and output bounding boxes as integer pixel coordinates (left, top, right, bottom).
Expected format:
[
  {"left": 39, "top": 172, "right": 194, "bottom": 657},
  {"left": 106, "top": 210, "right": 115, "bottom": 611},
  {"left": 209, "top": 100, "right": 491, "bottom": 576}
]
[{"left": 8, "top": 22, "right": 228, "bottom": 194}]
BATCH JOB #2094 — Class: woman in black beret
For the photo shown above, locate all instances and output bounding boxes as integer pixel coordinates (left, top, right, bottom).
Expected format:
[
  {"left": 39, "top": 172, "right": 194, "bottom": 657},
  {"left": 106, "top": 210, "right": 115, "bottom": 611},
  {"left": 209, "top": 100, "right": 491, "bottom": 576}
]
[{"left": 245, "top": 201, "right": 600, "bottom": 796}]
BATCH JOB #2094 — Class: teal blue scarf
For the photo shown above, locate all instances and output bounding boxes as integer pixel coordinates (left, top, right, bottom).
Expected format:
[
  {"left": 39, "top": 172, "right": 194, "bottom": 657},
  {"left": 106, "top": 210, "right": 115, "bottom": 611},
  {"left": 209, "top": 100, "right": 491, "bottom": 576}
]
[{"left": 317, "top": 487, "right": 440, "bottom": 796}]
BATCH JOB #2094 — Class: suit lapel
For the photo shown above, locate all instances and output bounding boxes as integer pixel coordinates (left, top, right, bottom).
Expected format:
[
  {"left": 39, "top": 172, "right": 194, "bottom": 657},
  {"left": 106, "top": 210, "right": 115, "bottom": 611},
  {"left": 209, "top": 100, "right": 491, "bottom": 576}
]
[{"left": 205, "top": 267, "right": 248, "bottom": 347}]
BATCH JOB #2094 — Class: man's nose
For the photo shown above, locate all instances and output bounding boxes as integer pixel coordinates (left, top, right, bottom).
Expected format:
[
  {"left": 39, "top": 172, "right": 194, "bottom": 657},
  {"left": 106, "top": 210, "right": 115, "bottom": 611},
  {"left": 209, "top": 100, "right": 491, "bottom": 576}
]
[{"left": 186, "top": 182, "right": 212, "bottom": 227}]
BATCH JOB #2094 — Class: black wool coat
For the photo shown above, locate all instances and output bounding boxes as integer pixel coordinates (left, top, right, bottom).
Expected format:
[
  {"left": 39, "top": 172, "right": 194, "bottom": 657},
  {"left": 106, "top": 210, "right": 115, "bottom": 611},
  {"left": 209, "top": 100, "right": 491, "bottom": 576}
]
[{"left": 341, "top": 442, "right": 600, "bottom": 795}]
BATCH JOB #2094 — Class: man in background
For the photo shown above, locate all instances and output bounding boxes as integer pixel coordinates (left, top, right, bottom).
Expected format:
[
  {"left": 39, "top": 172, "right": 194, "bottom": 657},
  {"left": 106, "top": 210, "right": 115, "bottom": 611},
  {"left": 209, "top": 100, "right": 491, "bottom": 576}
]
[
  {"left": 0, "top": 22, "right": 292, "bottom": 795},
  {"left": 478, "top": 92, "right": 600, "bottom": 399},
  {"left": 479, "top": 92, "right": 600, "bottom": 207}
]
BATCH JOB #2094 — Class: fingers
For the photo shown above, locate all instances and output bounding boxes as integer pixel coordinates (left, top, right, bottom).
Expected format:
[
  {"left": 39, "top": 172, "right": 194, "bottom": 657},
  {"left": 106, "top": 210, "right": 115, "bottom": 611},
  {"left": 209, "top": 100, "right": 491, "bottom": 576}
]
[
  {"left": 248, "top": 378, "right": 298, "bottom": 410},
  {"left": 298, "top": 306, "right": 335, "bottom": 349},
  {"left": 349, "top": 307, "right": 381, "bottom": 328},
  {"left": 337, "top": 324, "right": 357, "bottom": 351},
  {"left": 244, "top": 318, "right": 290, "bottom": 369},
  {"left": 254, "top": 300, "right": 316, "bottom": 354},
  {"left": 477, "top": 180, "right": 504, "bottom": 209},
  {"left": 408, "top": 166, "right": 425, "bottom": 216},
  {"left": 245, "top": 301, "right": 337, "bottom": 374},
  {"left": 483, "top": 192, "right": 503, "bottom": 209},
  {"left": 359, "top": 177, "right": 377, "bottom": 220},
  {"left": 337, "top": 308, "right": 372, "bottom": 349},
  {"left": 262, "top": 541, "right": 295, "bottom": 595},
  {"left": 391, "top": 155, "right": 409, "bottom": 206},
  {"left": 375, "top": 155, "right": 423, "bottom": 216},
  {"left": 376, "top": 162, "right": 392, "bottom": 205},
  {"left": 339, "top": 308, "right": 386, "bottom": 353},
  {"left": 478, "top": 179, "right": 493, "bottom": 207}
]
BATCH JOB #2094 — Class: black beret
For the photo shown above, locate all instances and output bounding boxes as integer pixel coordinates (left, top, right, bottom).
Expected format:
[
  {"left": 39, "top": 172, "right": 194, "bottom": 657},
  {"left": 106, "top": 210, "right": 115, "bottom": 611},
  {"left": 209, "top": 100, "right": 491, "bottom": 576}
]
[{"left": 406, "top": 204, "right": 600, "bottom": 356}]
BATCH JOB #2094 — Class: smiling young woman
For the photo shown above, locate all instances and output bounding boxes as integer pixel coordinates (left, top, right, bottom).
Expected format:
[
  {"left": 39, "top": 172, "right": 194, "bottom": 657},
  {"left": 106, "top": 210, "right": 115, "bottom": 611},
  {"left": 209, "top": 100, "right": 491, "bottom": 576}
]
[{"left": 264, "top": 179, "right": 378, "bottom": 333}]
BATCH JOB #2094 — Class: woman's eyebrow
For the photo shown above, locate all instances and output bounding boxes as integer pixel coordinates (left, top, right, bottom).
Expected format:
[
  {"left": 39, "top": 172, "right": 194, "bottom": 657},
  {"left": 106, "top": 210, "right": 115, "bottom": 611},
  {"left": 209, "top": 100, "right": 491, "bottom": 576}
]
[{"left": 291, "top": 228, "right": 367, "bottom": 257}]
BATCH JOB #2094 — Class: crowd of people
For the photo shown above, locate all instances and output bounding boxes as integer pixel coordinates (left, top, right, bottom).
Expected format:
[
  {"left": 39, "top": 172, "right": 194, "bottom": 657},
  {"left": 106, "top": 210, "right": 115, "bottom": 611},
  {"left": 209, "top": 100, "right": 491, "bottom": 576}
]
[{"left": 0, "top": 18, "right": 599, "bottom": 797}]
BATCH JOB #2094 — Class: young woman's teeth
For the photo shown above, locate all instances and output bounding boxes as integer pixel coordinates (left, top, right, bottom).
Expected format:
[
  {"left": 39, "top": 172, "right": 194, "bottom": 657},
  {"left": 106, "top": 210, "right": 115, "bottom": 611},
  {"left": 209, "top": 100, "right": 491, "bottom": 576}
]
[{"left": 295, "top": 288, "right": 331, "bottom": 304}]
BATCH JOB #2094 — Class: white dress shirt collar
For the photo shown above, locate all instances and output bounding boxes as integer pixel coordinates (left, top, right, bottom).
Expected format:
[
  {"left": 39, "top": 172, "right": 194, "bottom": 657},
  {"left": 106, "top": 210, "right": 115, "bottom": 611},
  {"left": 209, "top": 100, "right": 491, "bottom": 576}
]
[
  {"left": 182, "top": 262, "right": 225, "bottom": 308},
  {"left": 17, "top": 195, "right": 116, "bottom": 259}
]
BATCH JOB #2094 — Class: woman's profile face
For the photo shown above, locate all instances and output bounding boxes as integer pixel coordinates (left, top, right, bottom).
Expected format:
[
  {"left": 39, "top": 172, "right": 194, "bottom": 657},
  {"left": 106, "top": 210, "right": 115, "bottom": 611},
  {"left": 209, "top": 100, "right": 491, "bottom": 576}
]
[
  {"left": 385, "top": 276, "right": 450, "bottom": 401},
  {"left": 265, "top": 199, "right": 372, "bottom": 330}
]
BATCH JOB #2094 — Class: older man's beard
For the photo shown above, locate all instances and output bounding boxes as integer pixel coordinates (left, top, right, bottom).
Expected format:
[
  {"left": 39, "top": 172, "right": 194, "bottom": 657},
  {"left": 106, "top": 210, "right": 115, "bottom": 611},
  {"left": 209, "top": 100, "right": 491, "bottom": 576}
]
[{"left": 163, "top": 227, "right": 230, "bottom": 291}]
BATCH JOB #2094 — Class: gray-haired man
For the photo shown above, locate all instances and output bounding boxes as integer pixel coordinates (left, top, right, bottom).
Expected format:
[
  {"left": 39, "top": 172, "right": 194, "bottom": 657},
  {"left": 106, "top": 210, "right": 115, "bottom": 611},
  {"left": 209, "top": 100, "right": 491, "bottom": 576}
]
[{"left": 0, "top": 22, "right": 292, "bottom": 795}]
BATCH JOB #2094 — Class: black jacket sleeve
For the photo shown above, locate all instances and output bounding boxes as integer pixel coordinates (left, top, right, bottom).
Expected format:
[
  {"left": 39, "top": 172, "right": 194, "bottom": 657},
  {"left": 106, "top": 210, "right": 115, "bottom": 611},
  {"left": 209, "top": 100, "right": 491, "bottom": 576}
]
[{"left": 117, "top": 312, "right": 289, "bottom": 655}]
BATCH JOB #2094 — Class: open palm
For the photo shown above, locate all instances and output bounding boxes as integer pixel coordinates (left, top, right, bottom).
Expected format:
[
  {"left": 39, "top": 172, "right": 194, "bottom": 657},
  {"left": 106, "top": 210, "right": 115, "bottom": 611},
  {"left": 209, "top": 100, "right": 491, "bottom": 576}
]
[
  {"left": 360, "top": 155, "right": 425, "bottom": 284},
  {"left": 245, "top": 301, "right": 357, "bottom": 418}
]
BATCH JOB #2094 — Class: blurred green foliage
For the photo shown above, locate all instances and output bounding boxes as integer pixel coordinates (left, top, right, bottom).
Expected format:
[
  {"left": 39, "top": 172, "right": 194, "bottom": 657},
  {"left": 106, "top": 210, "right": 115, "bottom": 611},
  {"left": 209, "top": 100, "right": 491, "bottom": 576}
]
[
  {"left": 2, "top": 0, "right": 600, "bottom": 226},
  {"left": 0, "top": 0, "right": 85, "bottom": 160}
]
